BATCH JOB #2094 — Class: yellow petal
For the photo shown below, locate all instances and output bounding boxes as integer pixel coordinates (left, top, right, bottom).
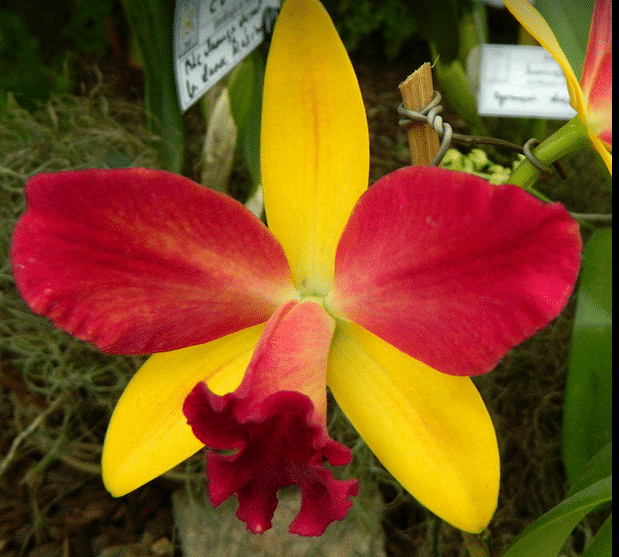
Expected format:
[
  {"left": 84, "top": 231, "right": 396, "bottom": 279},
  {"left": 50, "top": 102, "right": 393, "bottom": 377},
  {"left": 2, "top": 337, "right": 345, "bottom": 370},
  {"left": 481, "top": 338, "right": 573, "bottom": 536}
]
[
  {"left": 503, "top": 0, "right": 586, "bottom": 118},
  {"left": 327, "top": 321, "right": 499, "bottom": 533},
  {"left": 588, "top": 129, "right": 613, "bottom": 174},
  {"left": 261, "top": 0, "right": 369, "bottom": 295},
  {"left": 102, "top": 324, "right": 264, "bottom": 496}
]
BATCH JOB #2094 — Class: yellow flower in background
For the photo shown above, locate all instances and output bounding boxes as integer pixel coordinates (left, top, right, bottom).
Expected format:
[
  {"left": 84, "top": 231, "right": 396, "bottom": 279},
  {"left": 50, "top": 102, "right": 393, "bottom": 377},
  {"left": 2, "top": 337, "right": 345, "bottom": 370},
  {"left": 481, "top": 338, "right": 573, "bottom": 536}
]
[{"left": 504, "top": 0, "right": 612, "bottom": 174}]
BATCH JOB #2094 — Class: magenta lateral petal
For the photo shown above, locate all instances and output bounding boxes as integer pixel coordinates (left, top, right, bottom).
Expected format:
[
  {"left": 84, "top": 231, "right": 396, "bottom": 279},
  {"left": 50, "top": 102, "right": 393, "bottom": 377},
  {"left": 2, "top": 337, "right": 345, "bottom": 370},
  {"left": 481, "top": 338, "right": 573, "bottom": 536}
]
[
  {"left": 580, "top": 0, "right": 612, "bottom": 97},
  {"left": 330, "top": 167, "right": 581, "bottom": 376},
  {"left": 587, "top": 49, "right": 613, "bottom": 146},
  {"left": 11, "top": 169, "right": 295, "bottom": 354},
  {"left": 183, "top": 301, "right": 358, "bottom": 536}
]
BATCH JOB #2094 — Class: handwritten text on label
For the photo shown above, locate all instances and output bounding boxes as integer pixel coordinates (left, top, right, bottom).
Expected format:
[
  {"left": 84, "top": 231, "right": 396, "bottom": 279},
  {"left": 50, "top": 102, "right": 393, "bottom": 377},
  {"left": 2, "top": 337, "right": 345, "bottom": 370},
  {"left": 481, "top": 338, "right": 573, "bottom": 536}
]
[
  {"left": 174, "top": 0, "right": 280, "bottom": 112},
  {"left": 475, "top": 44, "right": 576, "bottom": 120}
]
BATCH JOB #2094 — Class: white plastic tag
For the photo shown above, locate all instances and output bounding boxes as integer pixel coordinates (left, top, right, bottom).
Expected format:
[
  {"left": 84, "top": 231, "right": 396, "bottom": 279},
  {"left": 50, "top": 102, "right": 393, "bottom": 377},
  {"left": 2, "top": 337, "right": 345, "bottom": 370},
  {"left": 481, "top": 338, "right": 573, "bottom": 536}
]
[
  {"left": 174, "top": 0, "right": 280, "bottom": 112},
  {"left": 474, "top": 44, "right": 577, "bottom": 120}
]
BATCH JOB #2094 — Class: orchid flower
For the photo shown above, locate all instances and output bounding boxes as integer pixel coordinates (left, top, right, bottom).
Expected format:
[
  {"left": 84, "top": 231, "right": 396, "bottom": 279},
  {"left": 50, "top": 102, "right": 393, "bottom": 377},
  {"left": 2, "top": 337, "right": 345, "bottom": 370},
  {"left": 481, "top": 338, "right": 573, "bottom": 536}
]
[
  {"left": 11, "top": 0, "right": 581, "bottom": 537},
  {"left": 503, "top": 0, "right": 612, "bottom": 174}
]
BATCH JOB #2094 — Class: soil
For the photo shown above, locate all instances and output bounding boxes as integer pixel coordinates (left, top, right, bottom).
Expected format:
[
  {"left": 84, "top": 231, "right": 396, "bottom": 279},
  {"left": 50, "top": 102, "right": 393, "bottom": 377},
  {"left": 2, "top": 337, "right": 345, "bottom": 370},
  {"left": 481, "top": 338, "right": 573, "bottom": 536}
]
[{"left": 0, "top": 23, "right": 611, "bottom": 557}]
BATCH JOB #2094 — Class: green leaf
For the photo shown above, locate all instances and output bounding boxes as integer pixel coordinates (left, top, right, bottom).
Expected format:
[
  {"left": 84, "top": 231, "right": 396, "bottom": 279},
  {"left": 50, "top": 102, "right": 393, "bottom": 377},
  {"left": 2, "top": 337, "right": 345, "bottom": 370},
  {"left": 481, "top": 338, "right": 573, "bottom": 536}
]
[
  {"left": 228, "top": 48, "right": 265, "bottom": 190},
  {"left": 562, "top": 228, "right": 612, "bottom": 483},
  {"left": 535, "top": 0, "right": 594, "bottom": 79},
  {"left": 410, "top": 0, "right": 460, "bottom": 64},
  {"left": 429, "top": 45, "right": 487, "bottom": 137},
  {"left": 501, "top": 477, "right": 612, "bottom": 557},
  {"left": 581, "top": 514, "right": 612, "bottom": 557},
  {"left": 566, "top": 442, "right": 612, "bottom": 498},
  {"left": 121, "top": 0, "right": 185, "bottom": 172},
  {"left": 228, "top": 55, "right": 256, "bottom": 133}
]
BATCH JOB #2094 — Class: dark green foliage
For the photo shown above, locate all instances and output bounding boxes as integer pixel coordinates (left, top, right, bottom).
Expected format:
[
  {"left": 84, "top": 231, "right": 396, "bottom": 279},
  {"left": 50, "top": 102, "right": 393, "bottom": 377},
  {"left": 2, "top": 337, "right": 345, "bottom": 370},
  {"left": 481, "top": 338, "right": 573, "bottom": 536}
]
[
  {"left": 61, "top": 0, "right": 116, "bottom": 56},
  {"left": 0, "top": 0, "right": 117, "bottom": 110},
  {"left": 121, "top": 0, "right": 185, "bottom": 173},
  {"left": 324, "top": 0, "right": 420, "bottom": 60},
  {"left": 0, "top": 11, "right": 68, "bottom": 110}
]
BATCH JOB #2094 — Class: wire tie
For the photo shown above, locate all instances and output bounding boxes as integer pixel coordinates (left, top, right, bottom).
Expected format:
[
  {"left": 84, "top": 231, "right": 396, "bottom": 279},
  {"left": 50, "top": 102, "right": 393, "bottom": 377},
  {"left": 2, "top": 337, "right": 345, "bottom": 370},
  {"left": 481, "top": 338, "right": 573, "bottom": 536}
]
[
  {"left": 399, "top": 98, "right": 567, "bottom": 179},
  {"left": 398, "top": 93, "right": 452, "bottom": 166},
  {"left": 522, "top": 138, "right": 568, "bottom": 179}
]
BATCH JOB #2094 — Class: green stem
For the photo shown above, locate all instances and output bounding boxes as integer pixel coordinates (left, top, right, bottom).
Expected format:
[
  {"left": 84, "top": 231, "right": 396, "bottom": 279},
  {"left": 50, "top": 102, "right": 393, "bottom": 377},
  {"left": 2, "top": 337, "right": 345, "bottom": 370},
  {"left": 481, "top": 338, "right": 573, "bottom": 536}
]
[
  {"left": 462, "top": 532, "right": 492, "bottom": 557},
  {"left": 508, "top": 116, "right": 589, "bottom": 190},
  {"left": 431, "top": 516, "right": 442, "bottom": 557}
]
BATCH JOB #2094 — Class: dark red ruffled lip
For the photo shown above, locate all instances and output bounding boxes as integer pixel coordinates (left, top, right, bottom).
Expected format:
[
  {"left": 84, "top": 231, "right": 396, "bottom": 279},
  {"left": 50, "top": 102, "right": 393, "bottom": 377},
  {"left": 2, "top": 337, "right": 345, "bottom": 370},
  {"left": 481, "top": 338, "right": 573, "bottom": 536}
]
[
  {"left": 185, "top": 385, "right": 358, "bottom": 535},
  {"left": 183, "top": 301, "right": 358, "bottom": 536}
]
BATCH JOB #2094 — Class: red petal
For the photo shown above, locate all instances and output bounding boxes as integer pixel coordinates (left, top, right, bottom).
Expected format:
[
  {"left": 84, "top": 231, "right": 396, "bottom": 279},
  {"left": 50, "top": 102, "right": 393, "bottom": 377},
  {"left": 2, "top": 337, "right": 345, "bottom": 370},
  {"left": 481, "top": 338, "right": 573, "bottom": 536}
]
[
  {"left": 586, "top": 48, "right": 613, "bottom": 147},
  {"left": 329, "top": 167, "right": 581, "bottom": 376},
  {"left": 580, "top": 0, "right": 612, "bottom": 97},
  {"left": 11, "top": 169, "right": 295, "bottom": 354},
  {"left": 183, "top": 301, "right": 358, "bottom": 536}
]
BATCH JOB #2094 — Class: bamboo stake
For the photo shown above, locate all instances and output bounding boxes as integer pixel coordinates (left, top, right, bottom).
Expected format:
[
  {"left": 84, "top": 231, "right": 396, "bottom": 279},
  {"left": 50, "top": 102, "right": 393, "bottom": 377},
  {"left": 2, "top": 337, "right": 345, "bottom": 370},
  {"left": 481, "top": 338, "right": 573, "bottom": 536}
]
[{"left": 398, "top": 62, "right": 440, "bottom": 166}]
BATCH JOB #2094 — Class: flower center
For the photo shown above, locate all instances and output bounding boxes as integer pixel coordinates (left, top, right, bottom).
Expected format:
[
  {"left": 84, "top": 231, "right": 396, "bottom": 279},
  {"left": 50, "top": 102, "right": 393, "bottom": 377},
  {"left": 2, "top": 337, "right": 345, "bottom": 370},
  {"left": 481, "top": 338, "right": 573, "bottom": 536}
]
[
  {"left": 298, "top": 292, "right": 342, "bottom": 323},
  {"left": 299, "top": 293, "right": 326, "bottom": 306}
]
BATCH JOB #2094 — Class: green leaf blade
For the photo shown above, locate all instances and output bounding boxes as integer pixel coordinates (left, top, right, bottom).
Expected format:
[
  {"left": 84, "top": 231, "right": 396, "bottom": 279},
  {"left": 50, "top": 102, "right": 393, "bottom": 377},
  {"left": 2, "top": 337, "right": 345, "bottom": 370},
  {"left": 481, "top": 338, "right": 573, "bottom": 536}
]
[
  {"left": 562, "top": 228, "right": 612, "bottom": 483},
  {"left": 581, "top": 514, "right": 612, "bottom": 557},
  {"left": 501, "top": 477, "right": 612, "bottom": 557},
  {"left": 535, "top": 0, "right": 593, "bottom": 79}
]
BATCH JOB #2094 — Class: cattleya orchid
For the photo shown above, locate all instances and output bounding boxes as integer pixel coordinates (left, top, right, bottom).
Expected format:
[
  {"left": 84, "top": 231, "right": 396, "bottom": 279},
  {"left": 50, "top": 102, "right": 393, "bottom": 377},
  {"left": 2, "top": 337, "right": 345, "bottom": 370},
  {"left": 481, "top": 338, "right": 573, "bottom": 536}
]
[
  {"left": 11, "top": 0, "right": 581, "bottom": 537},
  {"left": 504, "top": 0, "right": 612, "bottom": 174}
]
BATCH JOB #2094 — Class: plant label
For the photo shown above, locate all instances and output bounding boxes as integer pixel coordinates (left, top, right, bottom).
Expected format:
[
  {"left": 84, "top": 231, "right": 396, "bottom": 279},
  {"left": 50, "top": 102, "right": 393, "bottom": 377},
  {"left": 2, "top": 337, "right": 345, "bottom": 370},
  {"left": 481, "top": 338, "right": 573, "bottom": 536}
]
[
  {"left": 471, "top": 44, "right": 577, "bottom": 119},
  {"left": 174, "top": 0, "right": 280, "bottom": 112}
]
